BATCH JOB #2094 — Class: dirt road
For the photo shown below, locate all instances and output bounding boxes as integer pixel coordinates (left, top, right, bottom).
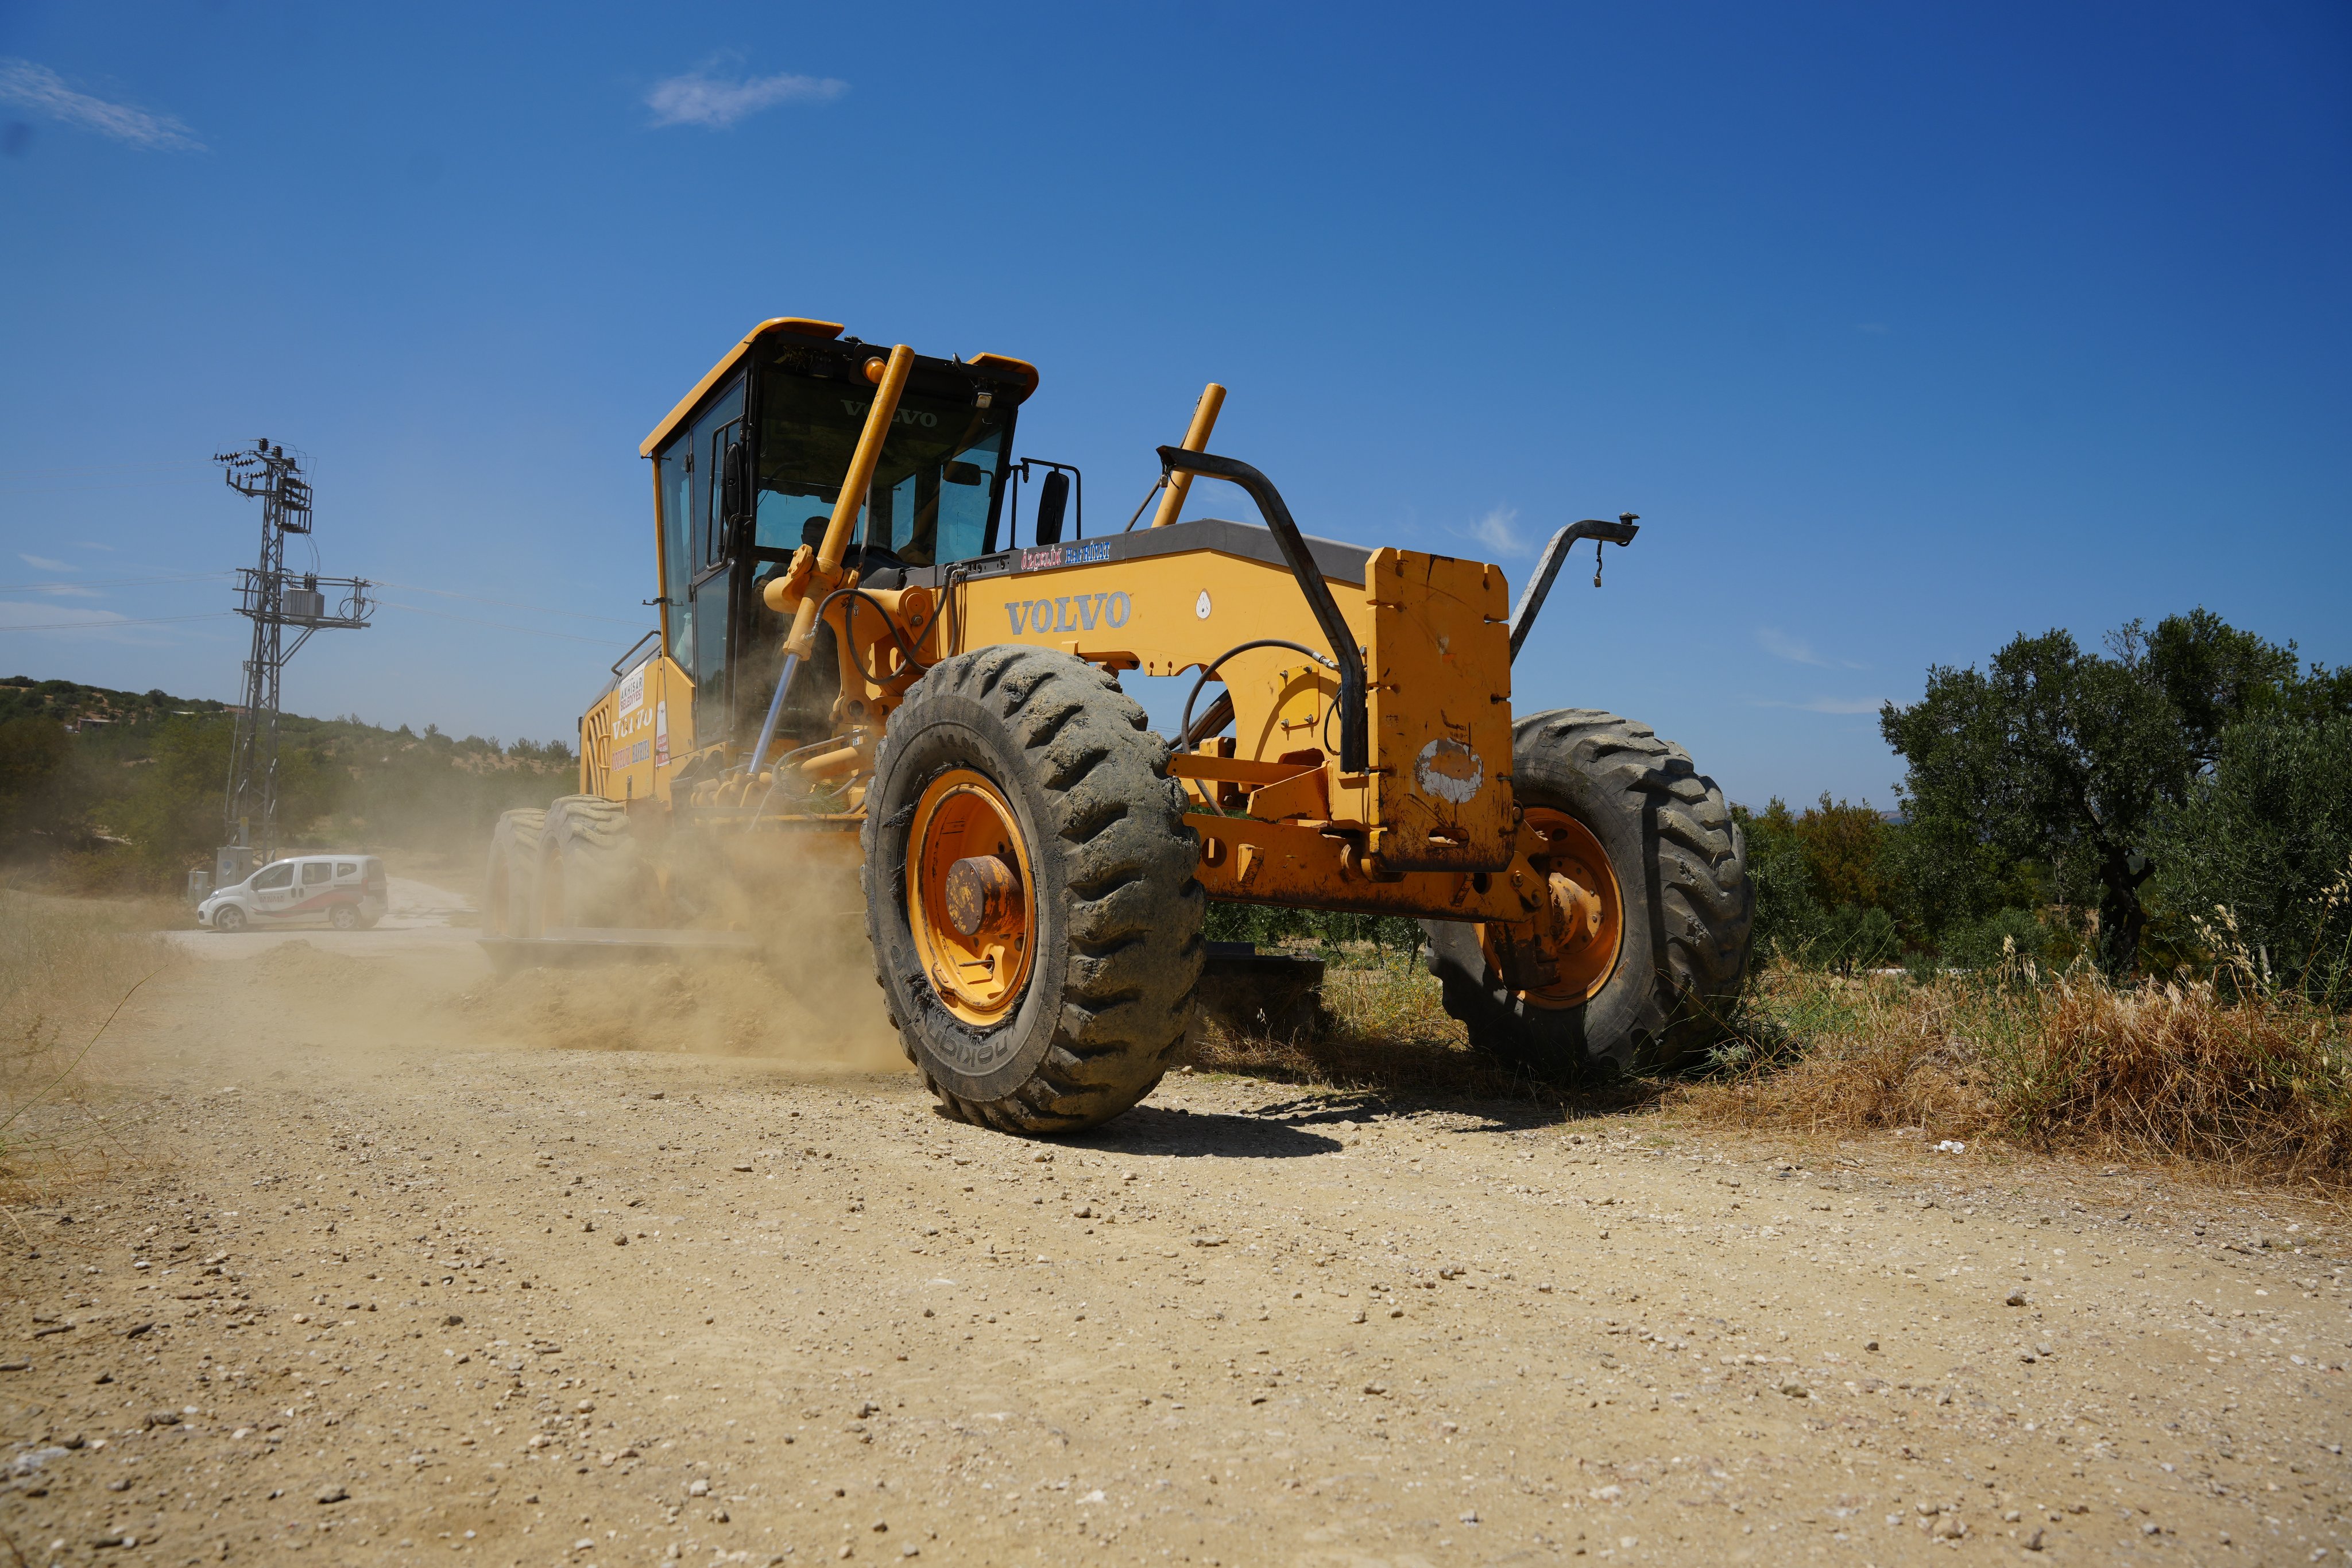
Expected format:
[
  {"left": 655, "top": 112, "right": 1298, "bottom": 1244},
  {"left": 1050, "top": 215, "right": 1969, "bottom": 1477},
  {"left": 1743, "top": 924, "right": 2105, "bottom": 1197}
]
[{"left": 2, "top": 924, "right": 2347, "bottom": 1567}]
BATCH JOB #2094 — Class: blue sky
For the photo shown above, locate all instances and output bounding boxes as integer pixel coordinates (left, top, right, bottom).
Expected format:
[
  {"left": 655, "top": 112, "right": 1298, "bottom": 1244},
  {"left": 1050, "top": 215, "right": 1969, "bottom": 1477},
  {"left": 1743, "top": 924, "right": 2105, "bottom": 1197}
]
[{"left": 2, "top": 1, "right": 2346, "bottom": 810}]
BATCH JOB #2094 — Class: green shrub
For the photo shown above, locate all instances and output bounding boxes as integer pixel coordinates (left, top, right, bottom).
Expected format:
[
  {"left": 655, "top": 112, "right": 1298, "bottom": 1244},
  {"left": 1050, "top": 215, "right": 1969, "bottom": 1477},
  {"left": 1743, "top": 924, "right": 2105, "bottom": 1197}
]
[
  {"left": 1941, "top": 906, "right": 2048, "bottom": 974},
  {"left": 2153, "top": 713, "right": 2352, "bottom": 1007}
]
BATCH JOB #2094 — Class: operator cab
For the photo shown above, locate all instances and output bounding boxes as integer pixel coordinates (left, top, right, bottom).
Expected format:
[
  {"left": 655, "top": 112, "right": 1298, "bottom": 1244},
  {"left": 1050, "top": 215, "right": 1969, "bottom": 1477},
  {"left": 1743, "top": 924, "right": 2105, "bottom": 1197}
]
[{"left": 643, "top": 319, "right": 1038, "bottom": 754}]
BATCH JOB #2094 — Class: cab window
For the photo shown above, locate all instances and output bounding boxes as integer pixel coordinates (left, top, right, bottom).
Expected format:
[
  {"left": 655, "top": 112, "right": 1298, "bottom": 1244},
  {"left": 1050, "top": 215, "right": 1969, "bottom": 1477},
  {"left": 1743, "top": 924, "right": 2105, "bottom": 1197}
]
[
  {"left": 252, "top": 862, "right": 293, "bottom": 891},
  {"left": 656, "top": 436, "right": 694, "bottom": 667},
  {"left": 756, "top": 368, "right": 1010, "bottom": 568}
]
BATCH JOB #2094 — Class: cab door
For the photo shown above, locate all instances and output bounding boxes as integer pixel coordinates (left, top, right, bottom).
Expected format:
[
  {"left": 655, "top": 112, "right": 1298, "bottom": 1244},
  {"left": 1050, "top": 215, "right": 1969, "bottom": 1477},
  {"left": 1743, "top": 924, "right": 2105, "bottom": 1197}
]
[{"left": 684, "top": 380, "right": 747, "bottom": 752}]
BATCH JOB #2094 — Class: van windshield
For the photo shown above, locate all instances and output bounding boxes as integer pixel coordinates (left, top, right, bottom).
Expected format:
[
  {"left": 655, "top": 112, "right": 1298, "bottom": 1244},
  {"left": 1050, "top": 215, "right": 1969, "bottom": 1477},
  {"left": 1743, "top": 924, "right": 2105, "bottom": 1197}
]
[
  {"left": 251, "top": 862, "right": 293, "bottom": 891},
  {"left": 756, "top": 369, "right": 1010, "bottom": 568}
]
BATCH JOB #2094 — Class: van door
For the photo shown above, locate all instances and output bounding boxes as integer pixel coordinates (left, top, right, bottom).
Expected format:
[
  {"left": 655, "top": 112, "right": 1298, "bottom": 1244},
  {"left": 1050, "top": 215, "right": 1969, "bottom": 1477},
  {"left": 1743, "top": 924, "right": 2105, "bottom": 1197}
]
[
  {"left": 249, "top": 860, "right": 296, "bottom": 918},
  {"left": 297, "top": 860, "right": 334, "bottom": 922}
]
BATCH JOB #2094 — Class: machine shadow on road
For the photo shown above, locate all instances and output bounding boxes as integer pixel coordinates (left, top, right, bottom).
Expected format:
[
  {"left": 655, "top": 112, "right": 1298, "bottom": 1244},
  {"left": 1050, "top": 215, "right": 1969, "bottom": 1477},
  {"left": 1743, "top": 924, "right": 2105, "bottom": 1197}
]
[
  {"left": 1036, "top": 1086, "right": 1647, "bottom": 1160},
  {"left": 1049, "top": 1099, "right": 1344, "bottom": 1159}
]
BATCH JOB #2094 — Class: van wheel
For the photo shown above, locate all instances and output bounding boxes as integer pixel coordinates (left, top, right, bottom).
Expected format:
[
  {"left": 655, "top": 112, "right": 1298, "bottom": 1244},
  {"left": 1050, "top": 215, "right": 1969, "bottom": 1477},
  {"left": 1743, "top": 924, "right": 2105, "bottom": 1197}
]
[
  {"left": 213, "top": 905, "right": 248, "bottom": 934},
  {"left": 328, "top": 905, "right": 359, "bottom": 932},
  {"left": 485, "top": 808, "right": 548, "bottom": 937},
  {"left": 864, "top": 645, "right": 1205, "bottom": 1133}
]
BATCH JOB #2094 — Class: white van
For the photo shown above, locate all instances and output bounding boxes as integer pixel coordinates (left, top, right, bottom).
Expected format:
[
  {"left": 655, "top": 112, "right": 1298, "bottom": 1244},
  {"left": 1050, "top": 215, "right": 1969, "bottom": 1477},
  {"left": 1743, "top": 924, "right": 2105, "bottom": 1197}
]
[{"left": 199, "top": 855, "right": 389, "bottom": 933}]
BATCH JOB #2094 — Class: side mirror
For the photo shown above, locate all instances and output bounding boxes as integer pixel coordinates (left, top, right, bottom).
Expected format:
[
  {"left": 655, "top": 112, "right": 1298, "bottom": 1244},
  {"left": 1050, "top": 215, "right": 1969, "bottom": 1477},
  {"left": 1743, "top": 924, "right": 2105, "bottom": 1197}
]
[
  {"left": 1034, "top": 469, "right": 1070, "bottom": 547},
  {"left": 942, "top": 460, "right": 984, "bottom": 486},
  {"left": 721, "top": 436, "right": 748, "bottom": 522}
]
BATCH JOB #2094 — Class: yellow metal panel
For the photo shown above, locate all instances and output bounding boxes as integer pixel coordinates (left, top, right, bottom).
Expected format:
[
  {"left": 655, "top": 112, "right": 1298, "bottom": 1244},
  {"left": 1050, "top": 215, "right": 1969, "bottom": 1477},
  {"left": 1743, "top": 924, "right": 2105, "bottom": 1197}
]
[
  {"left": 593, "top": 653, "right": 692, "bottom": 804},
  {"left": 953, "top": 549, "right": 1371, "bottom": 759},
  {"left": 1363, "top": 548, "right": 1514, "bottom": 870},
  {"left": 637, "top": 318, "right": 845, "bottom": 458}
]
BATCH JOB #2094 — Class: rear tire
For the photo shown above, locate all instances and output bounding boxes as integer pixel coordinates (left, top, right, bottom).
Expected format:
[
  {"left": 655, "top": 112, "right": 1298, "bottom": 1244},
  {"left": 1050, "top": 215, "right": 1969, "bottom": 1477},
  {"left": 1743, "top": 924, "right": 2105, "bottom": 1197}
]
[
  {"left": 328, "top": 905, "right": 359, "bottom": 932},
  {"left": 1423, "top": 708, "right": 1752, "bottom": 1077},
  {"left": 864, "top": 645, "right": 1205, "bottom": 1133},
  {"left": 485, "top": 808, "right": 546, "bottom": 938},
  {"left": 536, "top": 795, "right": 646, "bottom": 931}
]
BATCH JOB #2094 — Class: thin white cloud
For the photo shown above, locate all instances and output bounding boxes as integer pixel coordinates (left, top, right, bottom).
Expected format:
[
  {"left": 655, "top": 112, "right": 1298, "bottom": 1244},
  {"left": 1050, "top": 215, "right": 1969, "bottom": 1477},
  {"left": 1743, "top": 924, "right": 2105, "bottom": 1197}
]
[
  {"left": 1758, "top": 626, "right": 1866, "bottom": 670},
  {"left": 645, "top": 67, "right": 848, "bottom": 129},
  {"left": 33, "top": 584, "right": 101, "bottom": 598},
  {"left": 0, "top": 600, "right": 133, "bottom": 638},
  {"left": 1461, "top": 505, "right": 1525, "bottom": 557},
  {"left": 1754, "top": 696, "right": 1886, "bottom": 715},
  {"left": 20, "top": 553, "right": 71, "bottom": 571},
  {"left": 0, "top": 59, "right": 203, "bottom": 151}
]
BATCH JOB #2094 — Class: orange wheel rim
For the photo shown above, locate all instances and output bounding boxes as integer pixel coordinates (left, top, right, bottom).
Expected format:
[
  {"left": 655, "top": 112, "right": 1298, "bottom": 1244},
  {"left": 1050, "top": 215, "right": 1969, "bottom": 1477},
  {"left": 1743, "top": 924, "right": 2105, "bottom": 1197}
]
[
  {"left": 1481, "top": 806, "right": 1624, "bottom": 1009},
  {"left": 906, "top": 768, "right": 1037, "bottom": 1027}
]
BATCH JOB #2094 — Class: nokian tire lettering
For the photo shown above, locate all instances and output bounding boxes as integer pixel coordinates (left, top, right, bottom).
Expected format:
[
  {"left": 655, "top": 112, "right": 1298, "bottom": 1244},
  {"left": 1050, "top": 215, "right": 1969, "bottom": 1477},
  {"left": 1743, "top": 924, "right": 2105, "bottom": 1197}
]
[
  {"left": 863, "top": 645, "right": 1205, "bottom": 1133},
  {"left": 1423, "top": 708, "right": 1753, "bottom": 1077}
]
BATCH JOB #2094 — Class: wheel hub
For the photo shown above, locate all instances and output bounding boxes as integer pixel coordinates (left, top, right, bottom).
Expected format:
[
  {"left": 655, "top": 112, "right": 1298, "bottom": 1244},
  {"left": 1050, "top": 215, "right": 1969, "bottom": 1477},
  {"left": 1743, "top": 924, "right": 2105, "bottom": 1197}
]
[
  {"left": 906, "top": 770, "right": 1036, "bottom": 1025},
  {"left": 1483, "top": 807, "right": 1624, "bottom": 1006},
  {"left": 944, "top": 854, "right": 1022, "bottom": 938}
]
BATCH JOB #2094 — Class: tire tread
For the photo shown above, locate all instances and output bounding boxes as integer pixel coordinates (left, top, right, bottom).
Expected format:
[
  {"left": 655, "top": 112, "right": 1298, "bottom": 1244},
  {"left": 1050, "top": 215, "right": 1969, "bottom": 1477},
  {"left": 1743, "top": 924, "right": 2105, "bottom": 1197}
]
[{"left": 865, "top": 646, "right": 1203, "bottom": 1133}]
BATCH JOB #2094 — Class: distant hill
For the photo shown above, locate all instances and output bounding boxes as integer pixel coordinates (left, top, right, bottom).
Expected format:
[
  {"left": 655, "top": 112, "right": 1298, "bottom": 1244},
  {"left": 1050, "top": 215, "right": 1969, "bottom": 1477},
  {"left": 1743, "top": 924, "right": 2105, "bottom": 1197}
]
[
  {"left": 0, "top": 675, "right": 576, "bottom": 887},
  {"left": 0, "top": 676, "right": 228, "bottom": 731}
]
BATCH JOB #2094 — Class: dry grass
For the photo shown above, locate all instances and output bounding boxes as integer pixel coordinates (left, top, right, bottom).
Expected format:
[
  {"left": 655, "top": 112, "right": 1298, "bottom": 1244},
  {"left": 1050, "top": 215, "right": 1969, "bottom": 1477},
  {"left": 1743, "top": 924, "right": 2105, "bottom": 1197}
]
[
  {"left": 1178, "top": 941, "right": 2352, "bottom": 1188},
  {"left": 0, "top": 888, "right": 183, "bottom": 1201},
  {"left": 1677, "top": 958, "right": 2352, "bottom": 1187}
]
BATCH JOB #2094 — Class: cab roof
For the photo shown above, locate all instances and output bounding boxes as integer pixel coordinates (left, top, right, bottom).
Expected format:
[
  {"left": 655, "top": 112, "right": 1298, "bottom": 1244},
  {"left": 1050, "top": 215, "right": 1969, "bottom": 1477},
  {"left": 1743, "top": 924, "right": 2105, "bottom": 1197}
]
[{"left": 637, "top": 318, "right": 1040, "bottom": 458}]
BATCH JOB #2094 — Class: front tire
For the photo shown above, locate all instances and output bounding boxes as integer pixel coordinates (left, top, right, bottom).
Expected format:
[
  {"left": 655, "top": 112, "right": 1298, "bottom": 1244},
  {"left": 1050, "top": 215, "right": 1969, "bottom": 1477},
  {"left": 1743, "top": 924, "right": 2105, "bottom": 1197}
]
[
  {"left": 485, "top": 808, "right": 546, "bottom": 938},
  {"left": 1424, "top": 708, "right": 1752, "bottom": 1076},
  {"left": 864, "top": 646, "right": 1205, "bottom": 1133},
  {"left": 536, "top": 796, "right": 647, "bottom": 932},
  {"left": 212, "top": 905, "right": 248, "bottom": 934}
]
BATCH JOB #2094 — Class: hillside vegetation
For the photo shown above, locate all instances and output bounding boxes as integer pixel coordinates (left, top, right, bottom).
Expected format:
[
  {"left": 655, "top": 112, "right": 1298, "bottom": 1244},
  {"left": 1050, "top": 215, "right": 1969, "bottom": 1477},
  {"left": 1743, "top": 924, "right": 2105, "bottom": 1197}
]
[{"left": 0, "top": 675, "right": 574, "bottom": 890}]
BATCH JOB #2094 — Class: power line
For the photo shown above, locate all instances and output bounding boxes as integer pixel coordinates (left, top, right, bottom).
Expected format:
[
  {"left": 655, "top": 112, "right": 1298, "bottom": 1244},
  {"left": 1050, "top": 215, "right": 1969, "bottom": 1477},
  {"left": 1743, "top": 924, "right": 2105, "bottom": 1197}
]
[
  {"left": 0, "top": 459, "right": 220, "bottom": 481},
  {"left": 372, "top": 599, "right": 637, "bottom": 646},
  {"left": 2, "top": 567, "right": 632, "bottom": 628},
  {"left": 368, "top": 578, "right": 643, "bottom": 625},
  {"left": 0, "top": 611, "right": 235, "bottom": 632},
  {"left": 0, "top": 593, "right": 639, "bottom": 644},
  {"left": 0, "top": 476, "right": 224, "bottom": 496},
  {"left": 0, "top": 571, "right": 232, "bottom": 593}
]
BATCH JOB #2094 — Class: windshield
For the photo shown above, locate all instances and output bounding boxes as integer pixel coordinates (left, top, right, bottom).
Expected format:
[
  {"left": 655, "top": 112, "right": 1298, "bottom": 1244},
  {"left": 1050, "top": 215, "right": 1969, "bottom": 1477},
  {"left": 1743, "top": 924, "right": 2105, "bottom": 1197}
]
[{"left": 756, "top": 368, "right": 1010, "bottom": 568}]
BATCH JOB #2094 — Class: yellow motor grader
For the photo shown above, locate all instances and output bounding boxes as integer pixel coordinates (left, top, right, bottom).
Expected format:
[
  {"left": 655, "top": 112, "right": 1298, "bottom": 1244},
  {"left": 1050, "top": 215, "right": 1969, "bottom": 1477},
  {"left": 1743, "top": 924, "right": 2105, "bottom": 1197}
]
[{"left": 485, "top": 318, "right": 1752, "bottom": 1131}]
